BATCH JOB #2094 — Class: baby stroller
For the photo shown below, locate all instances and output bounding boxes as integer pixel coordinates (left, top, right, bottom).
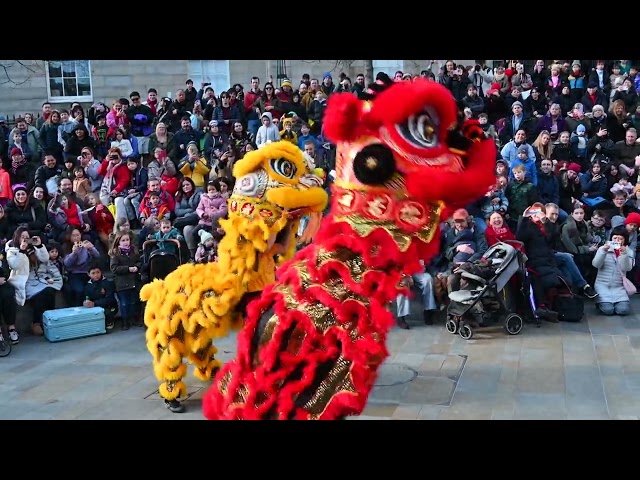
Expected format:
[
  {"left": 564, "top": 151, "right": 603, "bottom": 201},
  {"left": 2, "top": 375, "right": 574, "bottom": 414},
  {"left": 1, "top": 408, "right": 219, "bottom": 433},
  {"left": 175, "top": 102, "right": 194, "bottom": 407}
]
[
  {"left": 141, "top": 239, "right": 184, "bottom": 283},
  {"left": 445, "top": 240, "right": 529, "bottom": 340}
]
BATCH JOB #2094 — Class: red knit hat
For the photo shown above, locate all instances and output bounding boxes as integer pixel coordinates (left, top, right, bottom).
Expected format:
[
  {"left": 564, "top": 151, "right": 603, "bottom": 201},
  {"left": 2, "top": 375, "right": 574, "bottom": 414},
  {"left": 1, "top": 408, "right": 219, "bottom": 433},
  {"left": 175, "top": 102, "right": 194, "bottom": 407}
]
[
  {"left": 10, "top": 147, "right": 22, "bottom": 157},
  {"left": 625, "top": 212, "right": 640, "bottom": 226},
  {"left": 566, "top": 163, "right": 581, "bottom": 173}
]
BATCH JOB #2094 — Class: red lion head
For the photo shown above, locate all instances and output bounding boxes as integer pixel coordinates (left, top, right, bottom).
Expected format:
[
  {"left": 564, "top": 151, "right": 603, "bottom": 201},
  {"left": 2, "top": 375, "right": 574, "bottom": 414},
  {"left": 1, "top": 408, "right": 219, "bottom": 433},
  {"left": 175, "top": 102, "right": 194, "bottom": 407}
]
[{"left": 323, "top": 74, "right": 496, "bottom": 221}]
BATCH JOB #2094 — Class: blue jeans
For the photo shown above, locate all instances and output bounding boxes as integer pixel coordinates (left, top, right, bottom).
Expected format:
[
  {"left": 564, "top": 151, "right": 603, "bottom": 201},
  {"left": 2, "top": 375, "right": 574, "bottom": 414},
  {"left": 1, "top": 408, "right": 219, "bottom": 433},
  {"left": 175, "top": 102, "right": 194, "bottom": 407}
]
[
  {"left": 554, "top": 251, "right": 586, "bottom": 289},
  {"left": 396, "top": 272, "right": 437, "bottom": 318},
  {"left": 64, "top": 272, "right": 89, "bottom": 307},
  {"left": 116, "top": 288, "right": 140, "bottom": 319},
  {"left": 247, "top": 119, "right": 260, "bottom": 139},
  {"left": 598, "top": 301, "right": 631, "bottom": 316},
  {"left": 124, "top": 193, "right": 141, "bottom": 221}
]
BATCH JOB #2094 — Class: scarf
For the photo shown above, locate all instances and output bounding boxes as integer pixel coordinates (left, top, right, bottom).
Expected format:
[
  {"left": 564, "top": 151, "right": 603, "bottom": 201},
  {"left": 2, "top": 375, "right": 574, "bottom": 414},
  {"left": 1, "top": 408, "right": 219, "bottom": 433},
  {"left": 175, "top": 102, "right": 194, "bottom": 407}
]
[
  {"left": 146, "top": 98, "right": 158, "bottom": 115},
  {"left": 61, "top": 202, "right": 81, "bottom": 227},
  {"left": 119, "top": 246, "right": 130, "bottom": 255},
  {"left": 551, "top": 75, "right": 560, "bottom": 88},
  {"left": 494, "top": 73, "right": 505, "bottom": 81},
  {"left": 533, "top": 218, "right": 547, "bottom": 236},
  {"left": 11, "top": 153, "right": 26, "bottom": 174},
  {"left": 100, "top": 161, "right": 119, "bottom": 197},
  {"left": 493, "top": 225, "right": 509, "bottom": 236}
]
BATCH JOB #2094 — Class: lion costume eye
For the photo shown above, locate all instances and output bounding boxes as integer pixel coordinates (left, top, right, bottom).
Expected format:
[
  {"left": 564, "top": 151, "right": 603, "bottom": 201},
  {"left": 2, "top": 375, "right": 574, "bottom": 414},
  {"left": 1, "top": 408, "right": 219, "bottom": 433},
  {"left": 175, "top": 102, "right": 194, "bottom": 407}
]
[
  {"left": 269, "top": 158, "right": 297, "bottom": 180},
  {"left": 396, "top": 106, "right": 440, "bottom": 148}
]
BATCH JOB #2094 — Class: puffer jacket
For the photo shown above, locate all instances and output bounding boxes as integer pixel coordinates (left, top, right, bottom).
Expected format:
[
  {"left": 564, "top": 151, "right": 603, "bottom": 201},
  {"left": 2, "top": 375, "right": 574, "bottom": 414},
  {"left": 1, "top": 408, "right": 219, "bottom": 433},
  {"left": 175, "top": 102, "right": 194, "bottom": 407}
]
[
  {"left": 196, "top": 192, "right": 228, "bottom": 227},
  {"left": 174, "top": 191, "right": 202, "bottom": 219}
]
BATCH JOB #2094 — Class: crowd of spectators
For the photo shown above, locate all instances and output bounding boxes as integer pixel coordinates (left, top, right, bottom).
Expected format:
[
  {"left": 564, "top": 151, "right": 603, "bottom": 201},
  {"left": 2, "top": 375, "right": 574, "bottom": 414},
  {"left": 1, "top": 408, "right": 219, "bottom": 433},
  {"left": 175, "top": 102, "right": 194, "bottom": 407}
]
[
  {"left": 395, "top": 59, "right": 640, "bottom": 328},
  {"left": 1, "top": 59, "right": 637, "bottom": 343},
  {"left": 0, "top": 71, "right": 345, "bottom": 345}
]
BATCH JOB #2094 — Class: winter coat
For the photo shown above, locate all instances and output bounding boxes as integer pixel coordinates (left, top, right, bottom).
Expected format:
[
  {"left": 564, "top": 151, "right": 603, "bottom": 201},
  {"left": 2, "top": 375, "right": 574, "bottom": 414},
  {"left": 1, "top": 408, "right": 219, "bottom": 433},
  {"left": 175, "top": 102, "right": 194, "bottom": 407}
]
[
  {"left": 592, "top": 246, "right": 633, "bottom": 304},
  {"left": 196, "top": 193, "right": 228, "bottom": 227},
  {"left": 6, "top": 241, "right": 50, "bottom": 306},
  {"left": 110, "top": 250, "right": 142, "bottom": 291}
]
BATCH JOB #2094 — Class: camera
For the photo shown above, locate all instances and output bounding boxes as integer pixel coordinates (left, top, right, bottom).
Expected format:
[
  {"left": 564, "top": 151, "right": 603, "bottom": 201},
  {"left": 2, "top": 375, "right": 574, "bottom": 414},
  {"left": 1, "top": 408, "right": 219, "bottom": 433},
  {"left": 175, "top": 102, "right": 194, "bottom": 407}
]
[
  {"left": 108, "top": 154, "right": 118, "bottom": 160},
  {"left": 203, "top": 82, "right": 211, "bottom": 87}
]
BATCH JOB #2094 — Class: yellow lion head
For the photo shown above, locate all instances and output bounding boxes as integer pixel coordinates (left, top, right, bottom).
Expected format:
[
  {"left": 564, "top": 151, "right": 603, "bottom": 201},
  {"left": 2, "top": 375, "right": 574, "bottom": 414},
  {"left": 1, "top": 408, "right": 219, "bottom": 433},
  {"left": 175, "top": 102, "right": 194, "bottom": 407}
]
[{"left": 227, "top": 141, "right": 328, "bottom": 259}]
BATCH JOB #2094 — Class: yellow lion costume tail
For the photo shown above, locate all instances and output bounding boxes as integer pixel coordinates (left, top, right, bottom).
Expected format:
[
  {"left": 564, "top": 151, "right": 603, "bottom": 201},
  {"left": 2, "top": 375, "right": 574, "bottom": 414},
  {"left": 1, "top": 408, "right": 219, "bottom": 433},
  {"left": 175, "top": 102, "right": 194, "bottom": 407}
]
[
  {"left": 141, "top": 213, "right": 286, "bottom": 400},
  {"left": 141, "top": 140, "right": 328, "bottom": 404}
]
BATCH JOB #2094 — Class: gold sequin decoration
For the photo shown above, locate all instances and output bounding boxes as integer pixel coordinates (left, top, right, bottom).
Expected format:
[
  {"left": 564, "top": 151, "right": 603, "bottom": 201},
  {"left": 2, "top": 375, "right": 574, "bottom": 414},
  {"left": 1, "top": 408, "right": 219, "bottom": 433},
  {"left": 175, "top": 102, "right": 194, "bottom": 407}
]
[
  {"left": 333, "top": 200, "right": 442, "bottom": 252},
  {"left": 231, "top": 384, "right": 249, "bottom": 406},
  {"left": 252, "top": 314, "right": 280, "bottom": 368},
  {"left": 303, "top": 355, "right": 358, "bottom": 416},
  {"left": 218, "top": 370, "right": 232, "bottom": 396},
  {"left": 286, "top": 328, "right": 307, "bottom": 357}
]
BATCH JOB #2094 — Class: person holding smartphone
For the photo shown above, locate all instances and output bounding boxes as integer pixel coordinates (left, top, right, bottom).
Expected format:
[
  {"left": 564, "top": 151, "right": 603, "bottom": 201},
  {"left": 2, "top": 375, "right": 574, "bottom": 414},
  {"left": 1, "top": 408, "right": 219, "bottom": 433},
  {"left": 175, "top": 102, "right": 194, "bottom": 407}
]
[
  {"left": 443, "top": 61, "right": 471, "bottom": 102},
  {"left": 592, "top": 226, "right": 633, "bottom": 316}
]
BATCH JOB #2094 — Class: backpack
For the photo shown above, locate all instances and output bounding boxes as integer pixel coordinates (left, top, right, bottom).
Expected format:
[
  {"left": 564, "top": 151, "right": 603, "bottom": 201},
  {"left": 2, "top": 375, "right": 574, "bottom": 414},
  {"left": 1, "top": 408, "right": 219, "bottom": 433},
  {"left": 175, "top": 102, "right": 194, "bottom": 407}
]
[{"left": 555, "top": 292, "right": 584, "bottom": 322}]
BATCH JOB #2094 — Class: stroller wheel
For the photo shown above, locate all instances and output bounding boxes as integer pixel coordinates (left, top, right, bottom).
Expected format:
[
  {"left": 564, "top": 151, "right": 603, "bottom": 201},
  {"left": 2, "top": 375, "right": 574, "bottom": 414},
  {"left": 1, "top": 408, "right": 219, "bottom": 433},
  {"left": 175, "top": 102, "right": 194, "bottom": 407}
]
[
  {"left": 504, "top": 313, "right": 524, "bottom": 335},
  {"left": 459, "top": 324, "right": 474, "bottom": 340},
  {"left": 445, "top": 318, "right": 459, "bottom": 334},
  {"left": 0, "top": 328, "right": 11, "bottom": 357}
]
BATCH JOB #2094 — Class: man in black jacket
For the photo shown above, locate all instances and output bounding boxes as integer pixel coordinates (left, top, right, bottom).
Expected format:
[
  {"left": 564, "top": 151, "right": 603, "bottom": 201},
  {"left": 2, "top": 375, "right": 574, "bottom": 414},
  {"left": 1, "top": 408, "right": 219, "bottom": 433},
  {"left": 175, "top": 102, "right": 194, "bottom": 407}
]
[
  {"left": 83, "top": 261, "right": 118, "bottom": 331},
  {"left": 34, "top": 152, "right": 63, "bottom": 195},
  {"left": 165, "top": 90, "right": 192, "bottom": 133},
  {"left": 126, "top": 91, "right": 155, "bottom": 157}
]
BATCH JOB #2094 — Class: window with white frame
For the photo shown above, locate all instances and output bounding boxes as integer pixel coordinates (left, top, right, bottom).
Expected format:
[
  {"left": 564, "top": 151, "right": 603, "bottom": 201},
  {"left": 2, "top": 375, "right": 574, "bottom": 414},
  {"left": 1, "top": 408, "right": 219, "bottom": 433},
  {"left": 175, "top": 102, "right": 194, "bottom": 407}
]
[
  {"left": 187, "top": 60, "right": 230, "bottom": 98},
  {"left": 46, "top": 60, "right": 93, "bottom": 102},
  {"left": 372, "top": 60, "right": 404, "bottom": 79}
]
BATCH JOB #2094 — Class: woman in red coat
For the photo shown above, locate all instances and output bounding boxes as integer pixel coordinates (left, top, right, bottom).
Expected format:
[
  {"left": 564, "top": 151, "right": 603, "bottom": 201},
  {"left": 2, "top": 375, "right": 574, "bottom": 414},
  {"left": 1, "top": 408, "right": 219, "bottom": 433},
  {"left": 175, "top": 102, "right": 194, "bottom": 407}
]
[
  {"left": 98, "top": 147, "right": 131, "bottom": 226},
  {"left": 485, "top": 211, "right": 515, "bottom": 246}
]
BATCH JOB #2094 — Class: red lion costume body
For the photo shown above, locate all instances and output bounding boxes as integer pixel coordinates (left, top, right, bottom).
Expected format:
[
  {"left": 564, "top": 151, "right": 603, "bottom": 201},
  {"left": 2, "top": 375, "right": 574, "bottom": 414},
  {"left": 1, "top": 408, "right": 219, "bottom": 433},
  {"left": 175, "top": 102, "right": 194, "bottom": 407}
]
[{"left": 202, "top": 74, "right": 496, "bottom": 420}]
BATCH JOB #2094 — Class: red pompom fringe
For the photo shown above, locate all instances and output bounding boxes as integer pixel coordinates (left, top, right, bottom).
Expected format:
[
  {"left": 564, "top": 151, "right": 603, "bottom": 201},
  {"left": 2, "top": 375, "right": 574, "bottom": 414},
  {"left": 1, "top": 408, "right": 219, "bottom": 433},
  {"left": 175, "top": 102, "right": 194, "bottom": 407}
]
[{"left": 202, "top": 220, "right": 436, "bottom": 420}]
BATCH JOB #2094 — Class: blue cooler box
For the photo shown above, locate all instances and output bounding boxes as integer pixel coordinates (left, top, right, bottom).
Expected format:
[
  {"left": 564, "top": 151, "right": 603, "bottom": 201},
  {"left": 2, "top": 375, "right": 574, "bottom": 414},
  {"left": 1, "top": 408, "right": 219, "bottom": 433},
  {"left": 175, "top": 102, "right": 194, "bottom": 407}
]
[{"left": 42, "top": 306, "right": 106, "bottom": 342}]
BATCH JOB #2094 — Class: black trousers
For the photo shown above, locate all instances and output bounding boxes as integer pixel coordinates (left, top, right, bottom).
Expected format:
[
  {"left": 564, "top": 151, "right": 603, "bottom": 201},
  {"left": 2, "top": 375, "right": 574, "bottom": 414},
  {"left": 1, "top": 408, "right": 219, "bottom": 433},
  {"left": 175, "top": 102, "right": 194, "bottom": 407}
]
[
  {"left": 0, "top": 283, "right": 16, "bottom": 326},
  {"left": 31, "top": 287, "right": 57, "bottom": 325}
]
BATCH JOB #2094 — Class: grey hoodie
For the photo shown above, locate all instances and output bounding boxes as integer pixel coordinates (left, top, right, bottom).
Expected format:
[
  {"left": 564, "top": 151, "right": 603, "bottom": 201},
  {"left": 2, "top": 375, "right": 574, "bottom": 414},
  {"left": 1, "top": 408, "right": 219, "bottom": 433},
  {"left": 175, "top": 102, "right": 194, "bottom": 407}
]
[{"left": 255, "top": 112, "right": 281, "bottom": 148}]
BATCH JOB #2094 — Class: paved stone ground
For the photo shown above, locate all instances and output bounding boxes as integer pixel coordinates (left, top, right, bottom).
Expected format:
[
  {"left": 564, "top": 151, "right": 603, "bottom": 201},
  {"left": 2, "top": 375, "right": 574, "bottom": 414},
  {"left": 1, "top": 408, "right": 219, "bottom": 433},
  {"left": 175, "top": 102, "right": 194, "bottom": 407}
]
[{"left": 2, "top": 296, "right": 640, "bottom": 420}]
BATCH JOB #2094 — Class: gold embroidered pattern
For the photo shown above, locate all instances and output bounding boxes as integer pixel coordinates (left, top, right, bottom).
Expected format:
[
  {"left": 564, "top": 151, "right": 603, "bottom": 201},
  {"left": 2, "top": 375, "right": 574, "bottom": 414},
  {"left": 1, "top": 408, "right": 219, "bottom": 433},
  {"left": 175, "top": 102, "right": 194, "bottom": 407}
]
[
  {"left": 303, "top": 355, "right": 358, "bottom": 416},
  {"left": 218, "top": 370, "right": 232, "bottom": 396},
  {"left": 333, "top": 200, "right": 442, "bottom": 252}
]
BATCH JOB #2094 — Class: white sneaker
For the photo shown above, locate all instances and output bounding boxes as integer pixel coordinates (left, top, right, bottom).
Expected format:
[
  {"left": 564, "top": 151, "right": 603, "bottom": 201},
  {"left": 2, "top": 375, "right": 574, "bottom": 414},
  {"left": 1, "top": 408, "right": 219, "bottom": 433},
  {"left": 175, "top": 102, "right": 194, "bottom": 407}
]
[{"left": 8, "top": 329, "right": 19, "bottom": 344}]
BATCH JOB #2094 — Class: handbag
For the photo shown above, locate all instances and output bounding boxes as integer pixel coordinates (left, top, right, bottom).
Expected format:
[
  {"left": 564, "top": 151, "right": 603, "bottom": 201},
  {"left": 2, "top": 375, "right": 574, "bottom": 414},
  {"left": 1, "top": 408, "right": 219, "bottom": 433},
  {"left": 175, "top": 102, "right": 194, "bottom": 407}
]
[{"left": 614, "top": 255, "right": 637, "bottom": 295}]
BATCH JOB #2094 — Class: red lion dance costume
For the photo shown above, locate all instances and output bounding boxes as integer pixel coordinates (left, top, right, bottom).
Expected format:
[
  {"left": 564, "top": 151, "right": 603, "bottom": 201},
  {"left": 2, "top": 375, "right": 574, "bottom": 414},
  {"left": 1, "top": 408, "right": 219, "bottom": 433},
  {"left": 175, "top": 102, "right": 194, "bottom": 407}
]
[{"left": 203, "top": 73, "right": 496, "bottom": 420}]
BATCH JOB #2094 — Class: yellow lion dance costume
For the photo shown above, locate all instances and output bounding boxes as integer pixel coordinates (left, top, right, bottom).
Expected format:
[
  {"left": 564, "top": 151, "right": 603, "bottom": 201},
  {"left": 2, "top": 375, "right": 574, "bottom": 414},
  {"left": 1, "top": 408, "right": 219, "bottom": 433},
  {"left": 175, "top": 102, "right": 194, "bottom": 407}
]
[{"left": 140, "top": 141, "right": 327, "bottom": 412}]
